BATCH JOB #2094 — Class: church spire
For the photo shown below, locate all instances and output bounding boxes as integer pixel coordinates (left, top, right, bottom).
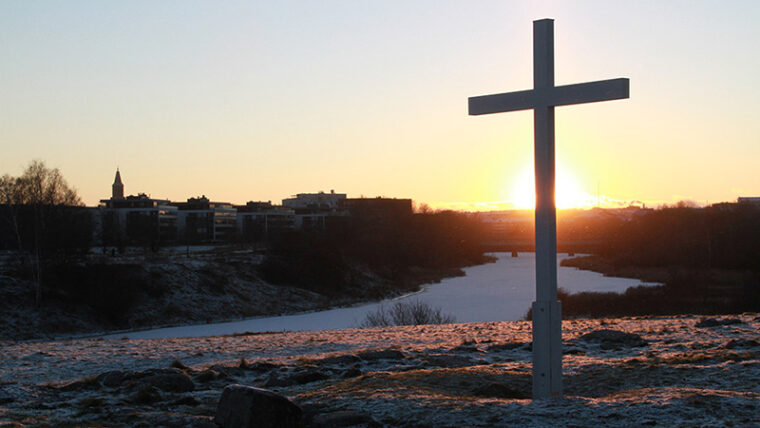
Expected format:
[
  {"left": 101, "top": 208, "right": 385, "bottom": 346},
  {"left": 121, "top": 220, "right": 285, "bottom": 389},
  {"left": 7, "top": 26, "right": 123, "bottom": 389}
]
[{"left": 112, "top": 168, "right": 124, "bottom": 199}]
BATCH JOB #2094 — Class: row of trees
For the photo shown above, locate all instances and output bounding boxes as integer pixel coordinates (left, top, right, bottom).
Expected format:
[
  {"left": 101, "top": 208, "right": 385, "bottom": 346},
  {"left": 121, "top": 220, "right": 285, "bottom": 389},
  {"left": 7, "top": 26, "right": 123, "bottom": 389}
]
[
  {"left": 597, "top": 203, "right": 760, "bottom": 272},
  {"left": 557, "top": 202, "right": 760, "bottom": 317}
]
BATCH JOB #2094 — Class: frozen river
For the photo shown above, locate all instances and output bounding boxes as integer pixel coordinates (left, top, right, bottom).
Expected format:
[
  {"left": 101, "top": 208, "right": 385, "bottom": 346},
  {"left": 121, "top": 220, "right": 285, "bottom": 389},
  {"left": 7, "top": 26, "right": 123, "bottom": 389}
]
[{"left": 105, "top": 253, "right": 655, "bottom": 339}]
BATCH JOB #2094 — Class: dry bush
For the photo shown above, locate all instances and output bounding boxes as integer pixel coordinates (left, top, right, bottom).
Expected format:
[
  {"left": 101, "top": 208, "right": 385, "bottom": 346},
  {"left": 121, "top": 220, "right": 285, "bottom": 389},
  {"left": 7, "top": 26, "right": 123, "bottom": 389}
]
[{"left": 361, "top": 300, "right": 456, "bottom": 327}]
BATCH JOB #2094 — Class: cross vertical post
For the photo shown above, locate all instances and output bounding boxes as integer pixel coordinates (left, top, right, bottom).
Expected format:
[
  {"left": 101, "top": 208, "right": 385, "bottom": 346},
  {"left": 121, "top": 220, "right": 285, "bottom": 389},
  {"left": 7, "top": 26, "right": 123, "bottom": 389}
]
[
  {"left": 530, "top": 18, "right": 562, "bottom": 400},
  {"left": 467, "top": 18, "right": 629, "bottom": 400}
]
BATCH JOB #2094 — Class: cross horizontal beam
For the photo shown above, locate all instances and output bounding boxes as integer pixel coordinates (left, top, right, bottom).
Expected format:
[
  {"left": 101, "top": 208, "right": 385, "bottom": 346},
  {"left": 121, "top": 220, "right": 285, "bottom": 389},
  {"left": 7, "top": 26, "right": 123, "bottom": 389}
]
[{"left": 468, "top": 77, "right": 629, "bottom": 116}]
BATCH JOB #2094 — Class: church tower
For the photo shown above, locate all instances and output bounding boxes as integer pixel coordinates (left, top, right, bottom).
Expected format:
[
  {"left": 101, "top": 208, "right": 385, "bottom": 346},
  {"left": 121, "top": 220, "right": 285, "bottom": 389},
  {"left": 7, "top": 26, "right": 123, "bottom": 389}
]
[{"left": 112, "top": 168, "right": 124, "bottom": 200}]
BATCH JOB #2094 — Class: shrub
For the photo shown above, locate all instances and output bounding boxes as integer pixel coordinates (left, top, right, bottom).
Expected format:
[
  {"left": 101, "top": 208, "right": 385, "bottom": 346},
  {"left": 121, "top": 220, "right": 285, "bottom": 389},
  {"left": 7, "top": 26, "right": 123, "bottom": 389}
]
[{"left": 360, "top": 300, "right": 456, "bottom": 327}]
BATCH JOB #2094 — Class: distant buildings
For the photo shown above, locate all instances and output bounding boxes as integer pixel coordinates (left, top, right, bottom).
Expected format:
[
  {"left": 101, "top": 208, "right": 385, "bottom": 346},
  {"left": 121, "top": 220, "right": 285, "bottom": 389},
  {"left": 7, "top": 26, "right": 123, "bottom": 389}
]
[
  {"left": 738, "top": 197, "right": 760, "bottom": 207},
  {"left": 95, "top": 169, "right": 412, "bottom": 246}
]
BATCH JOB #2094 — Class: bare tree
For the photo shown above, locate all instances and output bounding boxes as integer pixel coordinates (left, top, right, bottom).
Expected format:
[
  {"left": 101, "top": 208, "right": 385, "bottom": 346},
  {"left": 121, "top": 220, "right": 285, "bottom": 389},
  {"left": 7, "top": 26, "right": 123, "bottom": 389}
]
[
  {"left": 12, "top": 160, "right": 82, "bottom": 206},
  {"left": 0, "top": 174, "right": 23, "bottom": 248},
  {"left": 0, "top": 160, "right": 83, "bottom": 305}
]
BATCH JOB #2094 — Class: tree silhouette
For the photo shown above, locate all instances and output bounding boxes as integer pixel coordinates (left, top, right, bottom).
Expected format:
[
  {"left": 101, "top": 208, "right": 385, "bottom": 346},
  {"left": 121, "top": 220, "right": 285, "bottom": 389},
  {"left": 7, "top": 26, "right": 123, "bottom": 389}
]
[{"left": 0, "top": 160, "right": 87, "bottom": 305}]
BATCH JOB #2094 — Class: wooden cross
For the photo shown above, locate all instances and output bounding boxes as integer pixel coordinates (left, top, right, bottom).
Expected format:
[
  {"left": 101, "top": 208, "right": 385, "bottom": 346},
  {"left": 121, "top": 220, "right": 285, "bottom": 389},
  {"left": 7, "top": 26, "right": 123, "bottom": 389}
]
[{"left": 468, "top": 18, "right": 629, "bottom": 399}]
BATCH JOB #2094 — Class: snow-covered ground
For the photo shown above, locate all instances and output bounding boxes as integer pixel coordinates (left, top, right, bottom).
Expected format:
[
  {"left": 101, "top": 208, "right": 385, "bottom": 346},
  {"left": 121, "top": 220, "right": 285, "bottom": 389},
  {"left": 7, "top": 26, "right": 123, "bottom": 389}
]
[
  {"left": 108, "top": 252, "right": 656, "bottom": 340},
  {"left": 1, "top": 314, "right": 758, "bottom": 426}
]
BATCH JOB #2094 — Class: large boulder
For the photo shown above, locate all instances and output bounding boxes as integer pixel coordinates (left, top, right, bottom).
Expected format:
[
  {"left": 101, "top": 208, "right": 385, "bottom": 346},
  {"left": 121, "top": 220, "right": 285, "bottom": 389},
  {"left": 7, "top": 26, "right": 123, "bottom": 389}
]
[{"left": 215, "top": 384, "right": 302, "bottom": 428}]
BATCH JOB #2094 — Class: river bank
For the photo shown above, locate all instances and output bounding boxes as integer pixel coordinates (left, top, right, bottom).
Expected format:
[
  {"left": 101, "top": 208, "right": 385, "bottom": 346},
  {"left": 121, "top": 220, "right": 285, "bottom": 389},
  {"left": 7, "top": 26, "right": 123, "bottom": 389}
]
[
  {"left": 559, "top": 255, "right": 760, "bottom": 317},
  {"left": 0, "top": 248, "right": 487, "bottom": 341},
  {"left": 102, "top": 252, "right": 655, "bottom": 340}
]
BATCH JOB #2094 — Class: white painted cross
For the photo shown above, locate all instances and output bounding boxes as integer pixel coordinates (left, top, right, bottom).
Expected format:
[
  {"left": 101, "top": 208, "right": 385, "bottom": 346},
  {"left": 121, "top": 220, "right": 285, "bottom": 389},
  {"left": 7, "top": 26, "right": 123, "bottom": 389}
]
[{"left": 468, "top": 19, "right": 629, "bottom": 399}]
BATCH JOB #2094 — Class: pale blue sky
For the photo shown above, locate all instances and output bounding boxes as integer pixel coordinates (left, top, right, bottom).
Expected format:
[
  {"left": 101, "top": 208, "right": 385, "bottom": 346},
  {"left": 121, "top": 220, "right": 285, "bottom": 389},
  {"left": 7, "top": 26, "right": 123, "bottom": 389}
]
[{"left": 2, "top": 1, "right": 758, "bottom": 208}]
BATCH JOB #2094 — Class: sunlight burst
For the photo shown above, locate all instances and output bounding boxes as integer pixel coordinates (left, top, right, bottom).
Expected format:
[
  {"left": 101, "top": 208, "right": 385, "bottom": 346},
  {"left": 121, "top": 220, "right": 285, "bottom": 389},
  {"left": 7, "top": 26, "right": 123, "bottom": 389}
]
[{"left": 510, "top": 165, "right": 596, "bottom": 210}]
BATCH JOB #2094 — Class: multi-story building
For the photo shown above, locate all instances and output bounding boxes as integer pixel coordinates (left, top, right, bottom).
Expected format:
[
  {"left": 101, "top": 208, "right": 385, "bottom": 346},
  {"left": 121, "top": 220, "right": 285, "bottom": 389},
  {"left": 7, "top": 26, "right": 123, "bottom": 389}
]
[
  {"left": 172, "top": 196, "right": 237, "bottom": 243},
  {"left": 236, "top": 201, "right": 295, "bottom": 241},
  {"left": 282, "top": 190, "right": 346, "bottom": 211},
  {"left": 738, "top": 197, "right": 760, "bottom": 207},
  {"left": 282, "top": 190, "right": 347, "bottom": 229}
]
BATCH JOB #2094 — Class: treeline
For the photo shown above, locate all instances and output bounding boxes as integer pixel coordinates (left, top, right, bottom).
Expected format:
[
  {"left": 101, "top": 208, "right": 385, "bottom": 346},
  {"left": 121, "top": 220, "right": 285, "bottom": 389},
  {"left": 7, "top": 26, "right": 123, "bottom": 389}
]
[
  {"left": 597, "top": 203, "right": 760, "bottom": 271},
  {"left": 260, "top": 210, "right": 493, "bottom": 297},
  {"left": 0, "top": 160, "right": 91, "bottom": 255},
  {"left": 559, "top": 202, "right": 760, "bottom": 317},
  {"left": 1, "top": 161, "right": 93, "bottom": 306}
]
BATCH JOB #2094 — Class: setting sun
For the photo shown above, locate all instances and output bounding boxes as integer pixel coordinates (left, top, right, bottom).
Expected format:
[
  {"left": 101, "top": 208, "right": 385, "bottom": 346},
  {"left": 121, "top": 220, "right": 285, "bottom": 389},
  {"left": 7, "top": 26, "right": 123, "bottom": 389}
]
[{"left": 510, "top": 164, "right": 596, "bottom": 210}]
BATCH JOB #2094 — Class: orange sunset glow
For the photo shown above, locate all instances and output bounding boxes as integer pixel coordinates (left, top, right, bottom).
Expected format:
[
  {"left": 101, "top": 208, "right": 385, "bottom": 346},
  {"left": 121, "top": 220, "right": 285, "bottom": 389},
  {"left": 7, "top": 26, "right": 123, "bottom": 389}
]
[
  {"left": 1, "top": 2, "right": 758, "bottom": 211},
  {"left": 510, "top": 164, "right": 597, "bottom": 210}
]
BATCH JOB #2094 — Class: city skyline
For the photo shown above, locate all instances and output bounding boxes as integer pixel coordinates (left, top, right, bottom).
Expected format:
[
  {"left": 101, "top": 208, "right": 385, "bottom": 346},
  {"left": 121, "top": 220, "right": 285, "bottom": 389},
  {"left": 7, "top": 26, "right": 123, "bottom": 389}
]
[{"left": 2, "top": 1, "right": 759, "bottom": 210}]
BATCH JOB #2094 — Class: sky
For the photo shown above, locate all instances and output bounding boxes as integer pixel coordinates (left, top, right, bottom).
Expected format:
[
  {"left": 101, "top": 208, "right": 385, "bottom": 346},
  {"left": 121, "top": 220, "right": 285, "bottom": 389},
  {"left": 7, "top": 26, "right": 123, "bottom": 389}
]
[{"left": 1, "top": 1, "right": 759, "bottom": 210}]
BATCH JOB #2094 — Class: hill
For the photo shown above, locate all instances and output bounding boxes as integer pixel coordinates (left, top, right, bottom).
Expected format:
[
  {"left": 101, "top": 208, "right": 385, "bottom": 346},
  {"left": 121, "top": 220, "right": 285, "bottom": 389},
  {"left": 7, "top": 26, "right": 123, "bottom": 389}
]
[{"left": 1, "top": 314, "right": 758, "bottom": 426}]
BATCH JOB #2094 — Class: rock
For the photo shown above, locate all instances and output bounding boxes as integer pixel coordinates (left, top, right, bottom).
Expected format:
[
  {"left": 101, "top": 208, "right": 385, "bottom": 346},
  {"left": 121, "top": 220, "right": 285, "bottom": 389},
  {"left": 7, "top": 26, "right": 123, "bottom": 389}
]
[
  {"left": 725, "top": 339, "right": 759, "bottom": 349},
  {"left": 98, "top": 370, "right": 131, "bottom": 388},
  {"left": 100, "top": 368, "right": 196, "bottom": 392},
  {"left": 214, "top": 384, "right": 302, "bottom": 428},
  {"left": 140, "top": 370, "right": 195, "bottom": 392},
  {"left": 246, "top": 361, "right": 279, "bottom": 372},
  {"left": 209, "top": 364, "right": 244, "bottom": 377},
  {"left": 421, "top": 354, "right": 475, "bottom": 368},
  {"left": 696, "top": 318, "right": 721, "bottom": 328},
  {"left": 341, "top": 367, "right": 362, "bottom": 379},
  {"left": 311, "top": 410, "right": 381, "bottom": 427},
  {"left": 579, "top": 329, "right": 648, "bottom": 348},
  {"left": 170, "top": 359, "right": 191, "bottom": 371},
  {"left": 471, "top": 383, "right": 529, "bottom": 399},
  {"left": 264, "top": 369, "right": 329, "bottom": 387},
  {"left": 131, "top": 386, "right": 163, "bottom": 404},
  {"left": 195, "top": 369, "right": 224, "bottom": 383},
  {"left": 452, "top": 343, "right": 480, "bottom": 353},
  {"left": 290, "top": 369, "right": 330, "bottom": 385},
  {"left": 356, "top": 349, "right": 406, "bottom": 361},
  {"left": 318, "top": 354, "right": 362, "bottom": 365},
  {"left": 57, "top": 377, "right": 99, "bottom": 392},
  {"left": 263, "top": 372, "right": 290, "bottom": 388},
  {"left": 696, "top": 317, "right": 744, "bottom": 328}
]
